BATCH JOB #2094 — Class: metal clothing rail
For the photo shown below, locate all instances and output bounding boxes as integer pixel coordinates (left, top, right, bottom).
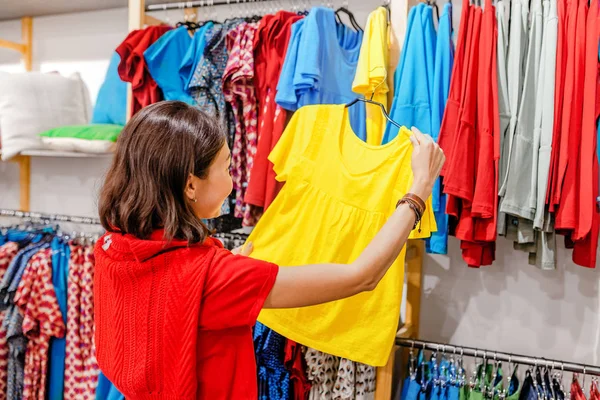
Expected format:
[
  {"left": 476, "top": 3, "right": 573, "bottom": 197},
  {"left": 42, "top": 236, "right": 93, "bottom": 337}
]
[
  {"left": 146, "top": 0, "right": 276, "bottom": 11},
  {"left": 396, "top": 339, "right": 600, "bottom": 377},
  {"left": 0, "top": 209, "right": 101, "bottom": 226}
]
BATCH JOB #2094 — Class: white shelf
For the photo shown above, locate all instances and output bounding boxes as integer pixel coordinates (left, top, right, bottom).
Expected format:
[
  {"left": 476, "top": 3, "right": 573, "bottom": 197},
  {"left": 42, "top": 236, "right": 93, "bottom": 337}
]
[{"left": 20, "top": 150, "right": 113, "bottom": 158}]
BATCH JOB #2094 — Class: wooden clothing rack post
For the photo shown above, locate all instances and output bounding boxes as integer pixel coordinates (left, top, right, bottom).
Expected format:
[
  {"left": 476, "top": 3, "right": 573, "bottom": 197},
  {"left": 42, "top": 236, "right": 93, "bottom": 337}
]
[
  {"left": 0, "top": 17, "right": 33, "bottom": 212},
  {"left": 374, "top": 0, "right": 425, "bottom": 398}
]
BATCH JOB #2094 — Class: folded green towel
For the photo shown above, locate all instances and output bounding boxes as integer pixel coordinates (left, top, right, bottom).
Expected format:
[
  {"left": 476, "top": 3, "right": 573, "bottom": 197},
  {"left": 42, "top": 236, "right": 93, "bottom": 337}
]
[{"left": 40, "top": 124, "right": 123, "bottom": 142}]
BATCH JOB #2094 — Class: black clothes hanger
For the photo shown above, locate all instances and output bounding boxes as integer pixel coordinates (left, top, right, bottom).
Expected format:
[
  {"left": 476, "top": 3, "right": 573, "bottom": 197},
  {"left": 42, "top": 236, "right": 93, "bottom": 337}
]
[
  {"left": 425, "top": 0, "right": 441, "bottom": 22},
  {"left": 345, "top": 98, "right": 403, "bottom": 131},
  {"left": 176, "top": 20, "right": 201, "bottom": 32},
  {"left": 335, "top": 7, "right": 364, "bottom": 32}
]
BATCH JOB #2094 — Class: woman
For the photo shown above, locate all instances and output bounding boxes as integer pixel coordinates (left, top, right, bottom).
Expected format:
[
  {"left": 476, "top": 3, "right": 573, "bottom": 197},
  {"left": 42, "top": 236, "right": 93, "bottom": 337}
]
[{"left": 94, "top": 101, "right": 444, "bottom": 399}]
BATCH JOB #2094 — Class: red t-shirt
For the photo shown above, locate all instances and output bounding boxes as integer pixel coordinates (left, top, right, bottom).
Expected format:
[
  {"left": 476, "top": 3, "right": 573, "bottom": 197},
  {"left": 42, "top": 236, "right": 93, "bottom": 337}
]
[
  {"left": 94, "top": 230, "right": 278, "bottom": 399},
  {"left": 555, "top": 0, "right": 588, "bottom": 231},
  {"left": 116, "top": 26, "right": 171, "bottom": 116},
  {"left": 572, "top": 0, "right": 599, "bottom": 268}
]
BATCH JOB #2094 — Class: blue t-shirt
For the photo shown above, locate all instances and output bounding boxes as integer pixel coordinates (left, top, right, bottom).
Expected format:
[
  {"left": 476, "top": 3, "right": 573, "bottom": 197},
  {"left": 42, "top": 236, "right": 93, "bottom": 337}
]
[
  {"left": 96, "top": 373, "right": 124, "bottom": 400},
  {"left": 426, "top": 2, "right": 454, "bottom": 255},
  {"left": 180, "top": 22, "right": 214, "bottom": 92},
  {"left": 276, "top": 7, "right": 367, "bottom": 140},
  {"left": 145, "top": 26, "right": 194, "bottom": 104},
  {"left": 48, "top": 238, "right": 70, "bottom": 400},
  {"left": 92, "top": 52, "right": 127, "bottom": 126},
  {"left": 383, "top": 3, "right": 433, "bottom": 144}
]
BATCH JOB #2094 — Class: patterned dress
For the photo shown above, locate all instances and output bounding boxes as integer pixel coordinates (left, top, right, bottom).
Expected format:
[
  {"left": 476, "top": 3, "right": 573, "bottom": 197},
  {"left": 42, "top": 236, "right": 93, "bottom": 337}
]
[
  {"left": 305, "top": 349, "right": 377, "bottom": 400},
  {"left": 189, "top": 20, "right": 243, "bottom": 217},
  {"left": 0, "top": 243, "right": 19, "bottom": 400},
  {"left": 64, "top": 244, "right": 98, "bottom": 400},
  {"left": 15, "top": 248, "right": 65, "bottom": 400},
  {"left": 223, "top": 22, "right": 262, "bottom": 226}
]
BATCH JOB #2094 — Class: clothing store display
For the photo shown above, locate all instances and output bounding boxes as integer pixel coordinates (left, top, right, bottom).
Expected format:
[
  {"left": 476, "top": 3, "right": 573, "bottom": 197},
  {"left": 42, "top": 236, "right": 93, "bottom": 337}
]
[
  {"left": 4, "top": 2, "right": 600, "bottom": 399},
  {"left": 248, "top": 104, "right": 435, "bottom": 366},
  {"left": 94, "top": 230, "right": 277, "bottom": 399},
  {"left": 116, "top": 26, "right": 171, "bottom": 116}
]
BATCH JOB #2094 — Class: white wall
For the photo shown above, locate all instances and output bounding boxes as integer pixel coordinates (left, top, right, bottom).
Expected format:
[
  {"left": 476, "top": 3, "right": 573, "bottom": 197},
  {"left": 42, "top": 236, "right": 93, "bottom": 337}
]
[{"left": 0, "top": 1, "right": 598, "bottom": 375}]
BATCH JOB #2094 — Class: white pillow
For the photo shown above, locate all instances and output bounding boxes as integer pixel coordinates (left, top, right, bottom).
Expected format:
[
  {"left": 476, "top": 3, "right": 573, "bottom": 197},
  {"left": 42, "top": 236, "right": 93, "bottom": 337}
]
[
  {"left": 0, "top": 72, "right": 91, "bottom": 160},
  {"left": 40, "top": 137, "right": 115, "bottom": 154}
]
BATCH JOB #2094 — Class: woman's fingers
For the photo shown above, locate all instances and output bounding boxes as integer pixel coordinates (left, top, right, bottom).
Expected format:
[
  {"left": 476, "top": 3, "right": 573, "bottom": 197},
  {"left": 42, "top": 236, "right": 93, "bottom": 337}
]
[{"left": 232, "top": 242, "right": 253, "bottom": 256}]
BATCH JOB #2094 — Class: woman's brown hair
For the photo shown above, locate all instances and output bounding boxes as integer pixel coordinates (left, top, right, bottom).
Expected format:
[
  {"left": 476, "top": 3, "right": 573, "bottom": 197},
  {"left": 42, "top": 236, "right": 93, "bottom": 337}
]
[{"left": 98, "top": 101, "right": 226, "bottom": 244}]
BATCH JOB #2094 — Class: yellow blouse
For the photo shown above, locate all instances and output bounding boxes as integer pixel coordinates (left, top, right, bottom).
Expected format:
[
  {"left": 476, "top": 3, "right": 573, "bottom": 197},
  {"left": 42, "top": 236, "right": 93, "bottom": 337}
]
[
  {"left": 352, "top": 6, "right": 390, "bottom": 145},
  {"left": 247, "top": 104, "right": 435, "bottom": 366}
]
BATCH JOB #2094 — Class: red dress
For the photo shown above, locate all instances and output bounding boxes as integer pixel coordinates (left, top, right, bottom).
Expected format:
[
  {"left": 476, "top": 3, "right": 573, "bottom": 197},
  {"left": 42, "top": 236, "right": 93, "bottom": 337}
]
[
  {"left": 572, "top": 0, "right": 600, "bottom": 267},
  {"left": 15, "top": 249, "right": 65, "bottom": 400},
  {"left": 245, "top": 11, "right": 302, "bottom": 211}
]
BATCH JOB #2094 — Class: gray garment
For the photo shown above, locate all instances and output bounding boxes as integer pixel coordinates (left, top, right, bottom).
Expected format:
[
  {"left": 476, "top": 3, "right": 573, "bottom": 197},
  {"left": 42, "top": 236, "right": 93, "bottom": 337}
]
[
  {"left": 497, "top": 0, "right": 511, "bottom": 204},
  {"left": 4, "top": 305, "right": 26, "bottom": 400},
  {"left": 528, "top": 0, "right": 559, "bottom": 270},
  {"left": 498, "top": 0, "right": 529, "bottom": 235},
  {"left": 500, "top": 0, "right": 543, "bottom": 220},
  {"left": 533, "top": 0, "right": 558, "bottom": 230},
  {"left": 529, "top": 215, "right": 557, "bottom": 270},
  {"left": 502, "top": 0, "right": 558, "bottom": 270}
]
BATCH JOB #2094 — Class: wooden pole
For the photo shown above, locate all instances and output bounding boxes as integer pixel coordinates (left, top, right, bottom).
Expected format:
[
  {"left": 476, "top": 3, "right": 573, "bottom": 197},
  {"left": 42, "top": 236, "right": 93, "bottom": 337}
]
[
  {"left": 375, "top": 1, "right": 424, "bottom": 398},
  {"left": 21, "top": 17, "right": 32, "bottom": 71},
  {"left": 127, "top": 0, "right": 145, "bottom": 122},
  {"left": 15, "top": 156, "right": 31, "bottom": 212},
  {"left": 10, "top": 17, "right": 34, "bottom": 212}
]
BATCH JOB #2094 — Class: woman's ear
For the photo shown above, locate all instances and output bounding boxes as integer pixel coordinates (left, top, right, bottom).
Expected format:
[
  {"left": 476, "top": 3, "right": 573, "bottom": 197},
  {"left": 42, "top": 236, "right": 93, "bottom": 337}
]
[{"left": 185, "top": 174, "right": 197, "bottom": 202}]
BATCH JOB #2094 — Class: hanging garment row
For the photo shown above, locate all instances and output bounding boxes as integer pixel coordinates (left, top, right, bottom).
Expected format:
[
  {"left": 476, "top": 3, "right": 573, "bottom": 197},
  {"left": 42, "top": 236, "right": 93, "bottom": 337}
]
[
  {"left": 0, "top": 224, "right": 98, "bottom": 400},
  {"left": 395, "top": 340, "right": 600, "bottom": 400},
  {"left": 388, "top": 0, "right": 600, "bottom": 268}
]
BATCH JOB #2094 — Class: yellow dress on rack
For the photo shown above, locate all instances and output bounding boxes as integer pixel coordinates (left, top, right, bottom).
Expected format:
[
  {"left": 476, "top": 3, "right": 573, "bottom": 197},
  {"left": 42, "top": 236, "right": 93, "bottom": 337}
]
[
  {"left": 247, "top": 104, "right": 435, "bottom": 366},
  {"left": 352, "top": 6, "right": 390, "bottom": 145}
]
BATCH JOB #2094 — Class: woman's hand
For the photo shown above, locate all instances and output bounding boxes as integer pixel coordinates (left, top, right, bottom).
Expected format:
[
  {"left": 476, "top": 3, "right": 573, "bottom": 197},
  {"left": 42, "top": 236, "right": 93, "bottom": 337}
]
[
  {"left": 231, "top": 242, "right": 253, "bottom": 256},
  {"left": 407, "top": 127, "right": 446, "bottom": 200}
]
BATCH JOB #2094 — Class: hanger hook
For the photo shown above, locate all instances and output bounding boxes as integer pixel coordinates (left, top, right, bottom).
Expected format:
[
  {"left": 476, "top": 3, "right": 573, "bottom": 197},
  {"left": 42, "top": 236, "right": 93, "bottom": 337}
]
[{"left": 368, "top": 66, "right": 388, "bottom": 101}]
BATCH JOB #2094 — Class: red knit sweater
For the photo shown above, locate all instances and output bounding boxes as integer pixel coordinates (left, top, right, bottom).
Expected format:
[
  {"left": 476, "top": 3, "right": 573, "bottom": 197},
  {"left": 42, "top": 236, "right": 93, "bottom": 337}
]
[{"left": 93, "top": 230, "right": 278, "bottom": 399}]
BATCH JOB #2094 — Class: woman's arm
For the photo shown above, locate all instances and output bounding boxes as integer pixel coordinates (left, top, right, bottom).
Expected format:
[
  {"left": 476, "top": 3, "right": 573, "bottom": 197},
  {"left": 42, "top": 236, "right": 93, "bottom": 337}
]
[{"left": 255, "top": 127, "right": 445, "bottom": 309}]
